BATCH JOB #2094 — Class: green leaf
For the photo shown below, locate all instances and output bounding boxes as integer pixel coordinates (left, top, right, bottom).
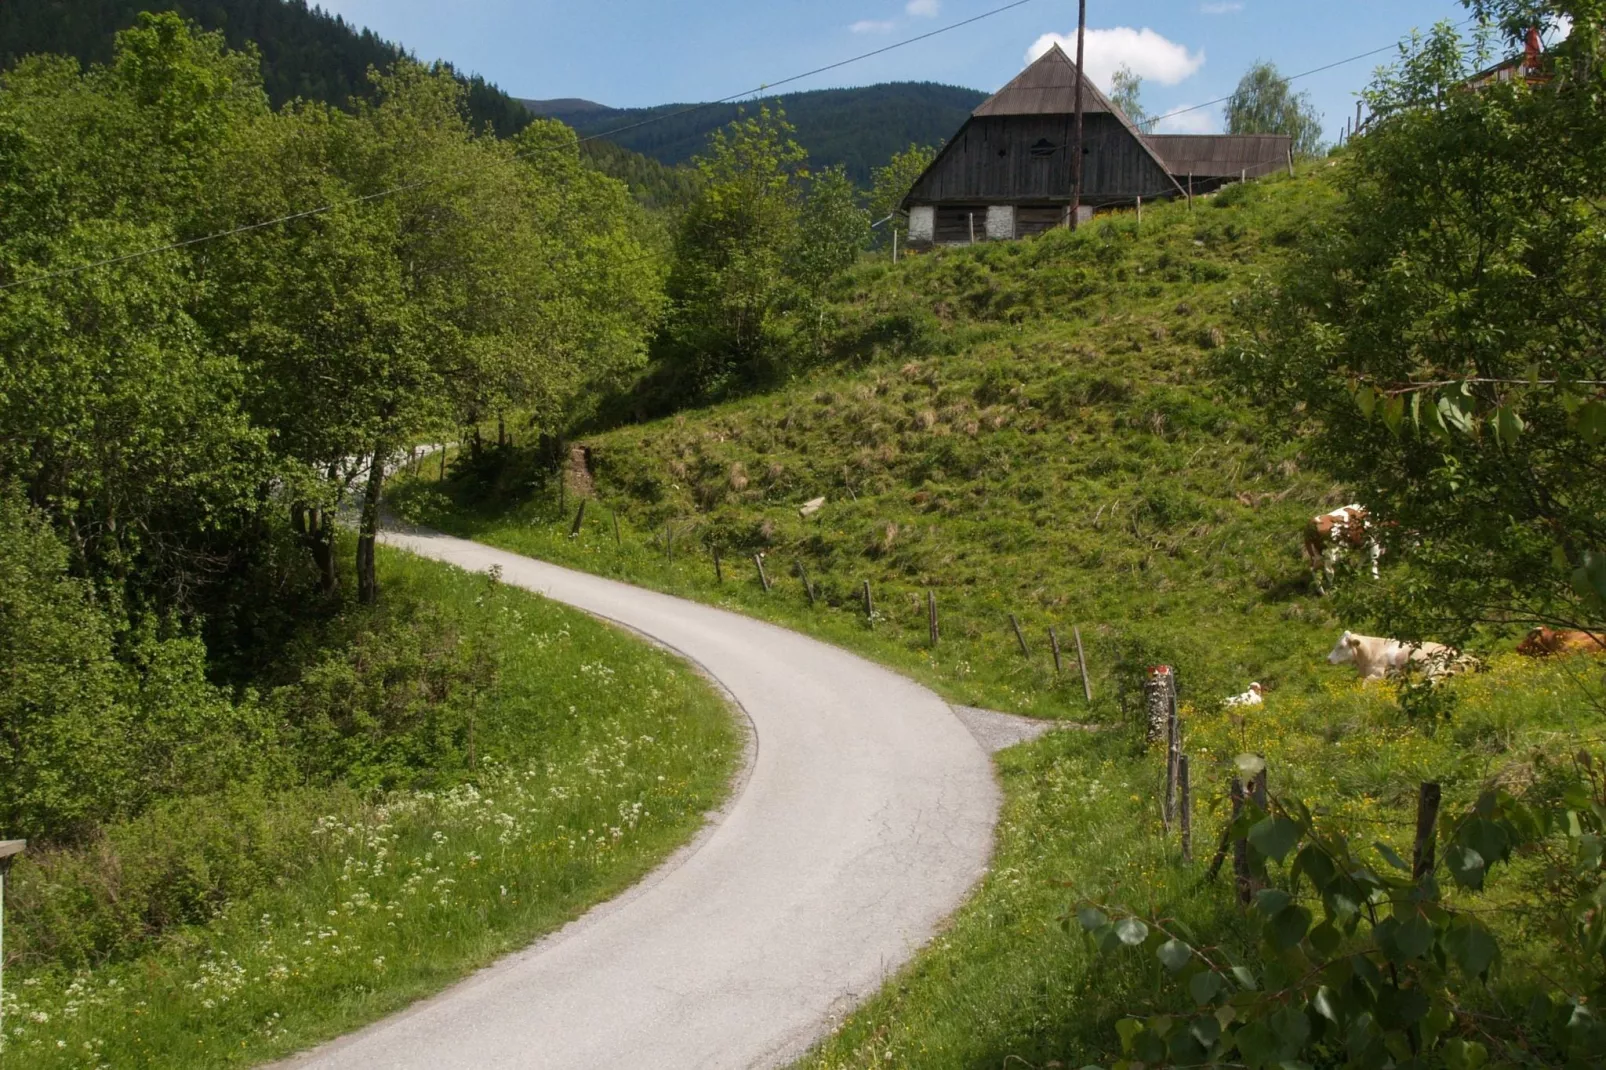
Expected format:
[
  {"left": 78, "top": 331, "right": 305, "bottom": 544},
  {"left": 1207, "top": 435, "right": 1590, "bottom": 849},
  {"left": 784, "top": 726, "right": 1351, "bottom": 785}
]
[
  {"left": 1393, "top": 913, "right": 1435, "bottom": 960},
  {"left": 1190, "top": 1013, "right": 1221, "bottom": 1048},
  {"left": 1445, "top": 843, "right": 1487, "bottom": 889},
  {"left": 1250, "top": 817, "right": 1301, "bottom": 864},
  {"left": 1381, "top": 393, "right": 1405, "bottom": 435},
  {"left": 1231, "top": 965, "right": 1259, "bottom": 990},
  {"left": 1190, "top": 970, "right": 1224, "bottom": 1006},
  {"left": 1255, "top": 888, "right": 1293, "bottom": 915},
  {"left": 1439, "top": 394, "right": 1476, "bottom": 435},
  {"left": 1460, "top": 818, "right": 1512, "bottom": 868},
  {"left": 1355, "top": 384, "right": 1378, "bottom": 418},
  {"left": 1115, "top": 1017, "right": 1144, "bottom": 1054},
  {"left": 1078, "top": 906, "right": 1110, "bottom": 932},
  {"left": 1446, "top": 921, "right": 1499, "bottom": 977},
  {"left": 1267, "top": 904, "right": 1313, "bottom": 951},
  {"left": 1116, "top": 917, "right": 1150, "bottom": 946},
  {"left": 1494, "top": 404, "right": 1524, "bottom": 445},
  {"left": 1313, "top": 985, "right": 1342, "bottom": 1023},
  {"left": 1157, "top": 938, "right": 1193, "bottom": 972},
  {"left": 1443, "top": 1038, "right": 1490, "bottom": 1070},
  {"left": 1373, "top": 840, "right": 1410, "bottom": 871},
  {"left": 1578, "top": 400, "right": 1606, "bottom": 445},
  {"left": 1307, "top": 920, "right": 1343, "bottom": 957}
]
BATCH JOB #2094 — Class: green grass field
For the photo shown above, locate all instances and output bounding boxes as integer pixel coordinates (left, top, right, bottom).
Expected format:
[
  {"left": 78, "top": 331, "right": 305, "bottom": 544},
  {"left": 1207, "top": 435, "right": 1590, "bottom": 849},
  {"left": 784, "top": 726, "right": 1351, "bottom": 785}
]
[
  {"left": 390, "top": 164, "right": 1605, "bottom": 1066},
  {"left": 2, "top": 548, "right": 739, "bottom": 1068}
]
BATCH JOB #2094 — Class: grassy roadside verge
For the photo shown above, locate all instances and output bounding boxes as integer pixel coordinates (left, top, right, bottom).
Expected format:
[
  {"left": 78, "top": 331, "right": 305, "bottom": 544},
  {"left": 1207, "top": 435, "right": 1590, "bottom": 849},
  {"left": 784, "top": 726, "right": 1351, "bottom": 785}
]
[{"left": 2, "top": 547, "right": 739, "bottom": 1069}]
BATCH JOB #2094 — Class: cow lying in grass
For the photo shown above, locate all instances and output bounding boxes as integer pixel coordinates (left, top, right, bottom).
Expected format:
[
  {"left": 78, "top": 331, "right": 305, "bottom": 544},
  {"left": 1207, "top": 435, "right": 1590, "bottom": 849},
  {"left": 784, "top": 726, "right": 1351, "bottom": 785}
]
[
  {"left": 1327, "top": 631, "right": 1468, "bottom": 681},
  {"left": 1516, "top": 627, "right": 1606, "bottom": 657}
]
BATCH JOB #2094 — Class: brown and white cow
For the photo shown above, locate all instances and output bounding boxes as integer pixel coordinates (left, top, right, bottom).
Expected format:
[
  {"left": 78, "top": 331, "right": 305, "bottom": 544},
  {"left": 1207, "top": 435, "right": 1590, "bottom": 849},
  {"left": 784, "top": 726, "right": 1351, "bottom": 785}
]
[
  {"left": 1516, "top": 627, "right": 1606, "bottom": 658},
  {"left": 1304, "top": 505, "right": 1383, "bottom": 592},
  {"left": 1327, "top": 631, "right": 1461, "bottom": 681}
]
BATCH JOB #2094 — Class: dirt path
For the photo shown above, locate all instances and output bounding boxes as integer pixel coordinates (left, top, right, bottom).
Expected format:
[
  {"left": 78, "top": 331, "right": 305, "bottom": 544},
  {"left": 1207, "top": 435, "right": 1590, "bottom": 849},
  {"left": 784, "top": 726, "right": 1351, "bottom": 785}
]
[{"left": 281, "top": 527, "right": 1000, "bottom": 1070}]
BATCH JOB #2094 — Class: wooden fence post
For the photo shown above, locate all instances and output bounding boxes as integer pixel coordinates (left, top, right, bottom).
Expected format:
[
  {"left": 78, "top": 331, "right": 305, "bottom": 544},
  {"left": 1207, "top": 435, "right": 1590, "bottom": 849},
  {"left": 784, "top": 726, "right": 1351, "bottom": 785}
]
[
  {"left": 712, "top": 546, "right": 724, "bottom": 584},
  {"left": 1179, "top": 755, "right": 1193, "bottom": 861},
  {"left": 1231, "top": 778, "right": 1253, "bottom": 905},
  {"left": 1136, "top": 195, "right": 1142, "bottom": 228},
  {"left": 1074, "top": 626, "right": 1092, "bottom": 704},
  {"left": 665, "top": 523, "right": 674, "bottom": 564},
  {"left": 1187, "top": 172, "right": 1194, "bottom": 210},
  {"left": 1165, "top": 677, "right": 1182, "bottom": 829},
  {"left": 569, "top": 499, "right": 587, "bottom": 539},
  {"left": 1010, "top": 614, "right": 1029, "bottom": 657},
  {"left": 927, "top": 590, "right": 939, "bottom": 646},
  {"left": 754, "top": 554, "right": 771, "bottom": 592},
  {"left": 439, "top": 445, "right": 448, "bottom": 481},
  {"left": 1286, "top": 148, "right": 1295, "bottom": 177},
  {"left": 862, "top": 580, "right": 874, "bottom": 621},
  {"left": 1145, "top": 666, "right": 1173, "bottom": 744},
  {"left": 612, "top": 510, "right": 622, "bottom": 549},
  {"left": 797, "top": 561, "right": 817, "bottom": 607},
  {"left": 1048, "top": 627, "right": 1063, "bottom": 675},
  {"left": 1413, "top": 781, "right": 1442, "bottom": 881}
]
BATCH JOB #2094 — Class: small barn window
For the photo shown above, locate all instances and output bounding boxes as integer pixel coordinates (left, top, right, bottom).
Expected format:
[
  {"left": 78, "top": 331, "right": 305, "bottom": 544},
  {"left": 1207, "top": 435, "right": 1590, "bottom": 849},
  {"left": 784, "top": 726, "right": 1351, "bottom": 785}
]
[{"left": 1029, "top": 138, "right": 1058, "bottom": 159}]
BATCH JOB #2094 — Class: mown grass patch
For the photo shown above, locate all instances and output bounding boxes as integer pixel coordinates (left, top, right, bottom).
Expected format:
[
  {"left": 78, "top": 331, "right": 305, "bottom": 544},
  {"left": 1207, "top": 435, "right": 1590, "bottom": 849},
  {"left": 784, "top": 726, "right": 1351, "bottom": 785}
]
[{"left": 2, "top": 548, "right": 738, "bottom": 1068}]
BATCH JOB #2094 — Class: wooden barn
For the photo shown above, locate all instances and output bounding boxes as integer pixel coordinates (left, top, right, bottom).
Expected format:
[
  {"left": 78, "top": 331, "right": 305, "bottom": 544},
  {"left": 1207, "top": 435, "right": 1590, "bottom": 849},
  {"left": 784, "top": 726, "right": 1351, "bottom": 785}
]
[{"left": 904, "top": 44, "right": 1293, "bottom": 245}]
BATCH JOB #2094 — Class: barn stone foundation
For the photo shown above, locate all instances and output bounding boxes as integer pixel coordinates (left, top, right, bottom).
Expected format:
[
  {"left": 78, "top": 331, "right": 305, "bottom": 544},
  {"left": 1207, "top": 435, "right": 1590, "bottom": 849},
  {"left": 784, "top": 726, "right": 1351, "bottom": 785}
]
[
  {"left": 986, "top": 205, "right": 1016, "bottom": 241},
  {"left": 908, "top": 205, "right": 935, "bottom": 244}
]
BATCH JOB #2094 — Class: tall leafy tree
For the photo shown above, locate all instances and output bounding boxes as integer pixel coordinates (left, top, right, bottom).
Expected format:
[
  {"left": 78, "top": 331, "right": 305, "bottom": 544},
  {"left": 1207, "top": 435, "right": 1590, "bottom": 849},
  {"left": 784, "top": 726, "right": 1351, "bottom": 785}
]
[
  {"left": 1225, "top": 60, "right": 1324, "bottom": 157},
  {"left": 793, "top": 166, "right": 870, "bottom": 355},
  {"left": 869, "top": 142, "right": 938, "bottom": 227},
  {"left": 663, "top": 107, "right": 808, "bottom": 391},
  {"left": 1229, "top": 4, "right": 1606, "bottom": 637},
  {"left": 1109, "top": 64, "right": 1148, "bottom": 126}
]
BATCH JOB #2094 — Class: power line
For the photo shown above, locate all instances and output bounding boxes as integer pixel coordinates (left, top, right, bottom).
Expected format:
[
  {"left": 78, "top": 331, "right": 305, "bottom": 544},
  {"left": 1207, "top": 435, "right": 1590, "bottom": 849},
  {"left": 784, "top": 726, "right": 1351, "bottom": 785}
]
[
  {"left": 1137, "top": 15, "right": 1479, "bottom": 134},
  {"left": 0, "top": 0, "right": 1042, "bottom": 294}
]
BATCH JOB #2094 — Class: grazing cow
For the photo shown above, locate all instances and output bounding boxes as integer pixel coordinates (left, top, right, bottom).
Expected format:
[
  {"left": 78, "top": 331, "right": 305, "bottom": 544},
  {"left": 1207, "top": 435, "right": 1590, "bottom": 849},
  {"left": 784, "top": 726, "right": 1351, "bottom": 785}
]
[
  {"left": 1517, "top": 627, "right": 1606, "bottom": 658},
  {"left": 1225, "top": 682, "right": 1265, "bottom": 707},
  {"left": 1303, "top": 505, "right": 1383, "bottom": 592},
  {"left": 1327, "top": 631, "right": 1460, "bottom": 681}
]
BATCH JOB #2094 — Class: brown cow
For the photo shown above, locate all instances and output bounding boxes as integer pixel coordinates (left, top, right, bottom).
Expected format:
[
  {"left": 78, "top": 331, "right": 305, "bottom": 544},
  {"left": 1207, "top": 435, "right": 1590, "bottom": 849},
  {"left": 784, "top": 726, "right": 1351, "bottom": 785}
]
[
  {"left": 1303, "top": 505, "right": 1382, "bottom": 592},
  {"left": 1516, "top": 627, "right": 1606, "bottom": 657}
]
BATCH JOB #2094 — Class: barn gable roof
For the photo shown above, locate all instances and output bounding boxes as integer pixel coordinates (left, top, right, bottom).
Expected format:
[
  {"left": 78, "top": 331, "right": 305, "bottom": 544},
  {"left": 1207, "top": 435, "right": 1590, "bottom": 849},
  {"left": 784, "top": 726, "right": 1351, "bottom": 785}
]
[{"left": 972, "top": 43, "right": 1128, "bottom": 120}]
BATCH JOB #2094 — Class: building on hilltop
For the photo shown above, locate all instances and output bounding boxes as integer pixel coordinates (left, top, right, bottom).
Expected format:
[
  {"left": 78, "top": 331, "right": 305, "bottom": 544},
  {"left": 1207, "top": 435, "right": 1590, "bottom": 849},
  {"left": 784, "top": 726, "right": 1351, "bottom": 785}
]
[{"left": 903, "top": 44, "right": 1292, "bottom": 246}]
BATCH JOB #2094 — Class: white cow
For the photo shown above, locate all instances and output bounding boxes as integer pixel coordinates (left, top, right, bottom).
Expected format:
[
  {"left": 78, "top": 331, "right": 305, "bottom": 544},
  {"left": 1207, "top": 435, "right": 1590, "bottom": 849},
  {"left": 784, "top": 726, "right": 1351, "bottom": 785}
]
[
  {"left": 1224, "top": 682, "right": 1265, "bottom": 707},
  {"left": 1326, "top": 631, "right": 1459, "bottom": 681}
]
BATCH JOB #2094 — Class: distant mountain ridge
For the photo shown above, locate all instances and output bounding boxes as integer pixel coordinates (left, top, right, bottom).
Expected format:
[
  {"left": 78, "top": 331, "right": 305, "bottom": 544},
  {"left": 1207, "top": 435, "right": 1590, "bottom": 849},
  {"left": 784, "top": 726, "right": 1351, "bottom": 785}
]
[{"left": 522, "top": 82, "right": 988, "bottom": 185}]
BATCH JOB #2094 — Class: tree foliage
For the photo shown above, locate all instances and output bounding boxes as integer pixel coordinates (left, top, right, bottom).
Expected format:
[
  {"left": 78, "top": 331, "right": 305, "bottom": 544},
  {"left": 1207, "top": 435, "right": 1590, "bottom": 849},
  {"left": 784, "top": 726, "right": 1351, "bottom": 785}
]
[
  {"left": 1110, "top": 64, "right": 1148, "bottom": 126},
  {"left": 869, "top": 141, "right": 939, "bottom": 226},
  {"left": 1225, "top": 60, "right": 1325, "bottom": 157},
  {"left": 1228, "top": 5, "right": 1606, "bottom": 639}
]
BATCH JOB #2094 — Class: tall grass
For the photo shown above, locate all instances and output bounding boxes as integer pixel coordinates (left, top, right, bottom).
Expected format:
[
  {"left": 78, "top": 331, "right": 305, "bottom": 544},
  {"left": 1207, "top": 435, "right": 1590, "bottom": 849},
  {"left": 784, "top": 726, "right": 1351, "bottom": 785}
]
[{"left": 1, "top": 549, "right": 738, "bottom": 1068}]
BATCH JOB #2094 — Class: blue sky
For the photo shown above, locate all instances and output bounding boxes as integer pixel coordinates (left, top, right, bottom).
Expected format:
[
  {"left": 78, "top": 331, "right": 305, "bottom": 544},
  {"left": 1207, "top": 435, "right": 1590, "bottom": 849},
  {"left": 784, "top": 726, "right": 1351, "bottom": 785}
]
[{"left": 316, "top": 1, "right": 1479, "bottom": 141}]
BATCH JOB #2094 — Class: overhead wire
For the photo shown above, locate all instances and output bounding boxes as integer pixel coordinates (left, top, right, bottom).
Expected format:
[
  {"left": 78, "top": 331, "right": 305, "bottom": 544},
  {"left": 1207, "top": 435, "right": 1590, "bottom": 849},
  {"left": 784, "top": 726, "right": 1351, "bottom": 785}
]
[{"left": 0, "top": 0, "right": 1043, "bottom": 294}]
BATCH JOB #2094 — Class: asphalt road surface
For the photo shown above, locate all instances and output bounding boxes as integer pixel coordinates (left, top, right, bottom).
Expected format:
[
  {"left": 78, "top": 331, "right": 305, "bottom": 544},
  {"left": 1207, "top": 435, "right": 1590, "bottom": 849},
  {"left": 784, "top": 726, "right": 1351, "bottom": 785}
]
[{"left": 281, "top": 527, "right": 1000, "bottom": 1070}]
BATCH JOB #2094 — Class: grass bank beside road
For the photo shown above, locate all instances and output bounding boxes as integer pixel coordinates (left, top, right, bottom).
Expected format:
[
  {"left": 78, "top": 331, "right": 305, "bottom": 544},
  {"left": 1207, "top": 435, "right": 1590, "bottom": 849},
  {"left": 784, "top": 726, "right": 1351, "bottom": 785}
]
[{"left": 2, "top": 548, "right": 739, "bottom": 1069}]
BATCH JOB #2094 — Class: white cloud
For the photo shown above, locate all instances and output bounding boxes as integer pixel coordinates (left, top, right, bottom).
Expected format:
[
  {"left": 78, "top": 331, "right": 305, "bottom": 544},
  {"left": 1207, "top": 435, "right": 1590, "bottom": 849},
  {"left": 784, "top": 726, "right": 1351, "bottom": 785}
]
[
  {"left": 1152, "top": 104, "right": 1220, "bottom": 134},
  {"left": 1028, "top": 27, "right": 1205, "bottom": 90},
  {"left": 850, "top": 19, "right": 897, "bottom": 34},
  {"left": 907, "top": 0, "right": 941, "bottom": 17},
  {"left": 1200, "top": 2, "right": 1244, "bottom": 14}
]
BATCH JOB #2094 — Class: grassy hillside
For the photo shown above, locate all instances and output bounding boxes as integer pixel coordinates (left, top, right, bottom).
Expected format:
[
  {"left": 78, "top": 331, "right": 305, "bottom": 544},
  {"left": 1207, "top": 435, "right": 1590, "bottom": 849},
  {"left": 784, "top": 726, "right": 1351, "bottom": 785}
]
[
  {"left": 400, "top": 167, "right": 1347, "bottom": 720},
  {"left": 396, "top": 162, "right": 1605, "bottom": 1065},
  {"left": 526, "top": 82, "right": 986, "bottom": 185},
  {"left": 4, "top": 547, "right": 739, "bottom": 1069}
]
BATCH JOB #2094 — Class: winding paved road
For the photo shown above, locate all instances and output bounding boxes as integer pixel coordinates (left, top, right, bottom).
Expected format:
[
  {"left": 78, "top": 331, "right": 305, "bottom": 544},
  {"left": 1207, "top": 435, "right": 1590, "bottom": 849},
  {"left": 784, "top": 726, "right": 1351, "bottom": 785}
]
[{"left": 283, "top": 528, "right": 1000, "bottom": 1070}]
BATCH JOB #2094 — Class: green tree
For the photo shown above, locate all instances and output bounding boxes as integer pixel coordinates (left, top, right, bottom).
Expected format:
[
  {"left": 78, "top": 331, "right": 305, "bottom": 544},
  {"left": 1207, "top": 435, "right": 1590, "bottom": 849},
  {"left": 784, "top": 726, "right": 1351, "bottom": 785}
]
[
  {"left": 793, "top": 165, "right": 870, "bottom": 355},
  {"left": 1109, "top": 64, "right": 1147, "bottom": 126},
  {"left": 1225, "top": 60, "right": 1324, "bottom": 157},
  {"left": 869, "top": 141, "right": 938, "bottom": 229},
  {"left": 1228, "top": 5, "right": 1606, "bottom": 638},
  {"left": 663, "top": 106, "right": 808, "bottom": 392}
]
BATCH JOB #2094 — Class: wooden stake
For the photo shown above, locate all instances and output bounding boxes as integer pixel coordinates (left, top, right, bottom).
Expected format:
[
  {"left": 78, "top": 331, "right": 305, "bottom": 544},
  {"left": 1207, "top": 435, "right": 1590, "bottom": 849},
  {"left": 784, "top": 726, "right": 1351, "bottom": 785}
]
[
  {"left": 797, "top": 560, "right": 817, "bottom": 607},
  {"left": 713, "top": 546, "right": 724, "bottom": 584},
  {"left": 439, "top": 444, "right": 448, "bottom": 481},
  {"left": 1187, "top": 172, "right": 1194, "bottom": 211},
  {"left": 1136, "top": 195, "right": 1142, "bottom": 228},
  {"left": 665, "top": 523, "right": 674, "bottom": 564},
  {"left": 1231, "top": 778, "right": 1253, "bottom": 905},
  {"left": 1286, "top": 147, "right": 1295, "bottom": 177},
  {"left": 613, "top": 510, "right": 622, "bottom": 548},
  {"left": 1073, "top": 626, "right": 1092, "bottom": 704},
  {"left": 1412, "top": 782, "right": 1442, "bottom": 881},
  {"left": 927, "top": 590, "right": 939, "bottom": 646},
  {"left": 892, "top": 228, "right": 899, "bottom": 264},
  {"left": 1179, "top": 755, "right": 1193, "bottom": 861},
  {"left": 1165, "top": 678, "right": 1181, "bottom": 827},
  {"left": 1048, "top": 627, "right": 1063, "bottom": 674},
  {"left": 754, "top": 554, "right": 771, "bottom": 592},
  {"left": 862, "top": 580, "right": 874, "bottom": 620},
  {"left": 1010, "top": 614, "right": 1029, "bottom": 657},
  {"left": 968, "top": 212, "right": 976, "bottom": 245},
  {"left": 569, "top": 499, "right": 587, "bottom": 538}
]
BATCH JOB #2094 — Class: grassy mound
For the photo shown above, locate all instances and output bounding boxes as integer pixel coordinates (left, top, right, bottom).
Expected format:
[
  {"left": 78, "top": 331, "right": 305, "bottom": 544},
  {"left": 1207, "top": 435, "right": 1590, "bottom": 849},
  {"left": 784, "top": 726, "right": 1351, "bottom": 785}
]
[{"left": 3, "top": 548, "right": 739, "bottom": 1068}]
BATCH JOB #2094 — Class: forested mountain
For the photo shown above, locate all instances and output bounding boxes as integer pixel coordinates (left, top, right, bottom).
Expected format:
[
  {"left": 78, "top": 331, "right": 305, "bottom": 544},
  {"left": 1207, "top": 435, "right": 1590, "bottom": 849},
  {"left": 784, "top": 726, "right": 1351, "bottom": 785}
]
[
  {"left": 523, "top": 82, "right": 987, "bottom": 184},
  {"left": 0, "top": 0, "right": 531, "bottom": 136}
]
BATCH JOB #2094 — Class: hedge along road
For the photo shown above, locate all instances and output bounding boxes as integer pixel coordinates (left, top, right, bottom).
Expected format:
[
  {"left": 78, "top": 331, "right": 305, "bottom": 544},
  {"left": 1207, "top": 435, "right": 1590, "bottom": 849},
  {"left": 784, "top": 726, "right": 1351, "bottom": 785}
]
[{"left": 280, "top": 526, "right": 1000, "bottom": 1070}]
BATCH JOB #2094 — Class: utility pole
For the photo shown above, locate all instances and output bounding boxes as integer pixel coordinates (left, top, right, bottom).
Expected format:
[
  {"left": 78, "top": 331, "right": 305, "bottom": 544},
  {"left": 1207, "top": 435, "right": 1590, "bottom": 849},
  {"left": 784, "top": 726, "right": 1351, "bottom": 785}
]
[{"left": 1069, "top": 0, "right": 1088, "bottom": 230}]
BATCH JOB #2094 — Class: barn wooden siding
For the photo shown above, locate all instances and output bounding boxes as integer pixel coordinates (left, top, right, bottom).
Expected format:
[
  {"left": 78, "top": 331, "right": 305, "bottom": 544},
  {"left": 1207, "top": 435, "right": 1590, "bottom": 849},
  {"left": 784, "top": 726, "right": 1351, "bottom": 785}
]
[{"left": 907, "top": 114, "right": 1178, "bottom": 207}]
